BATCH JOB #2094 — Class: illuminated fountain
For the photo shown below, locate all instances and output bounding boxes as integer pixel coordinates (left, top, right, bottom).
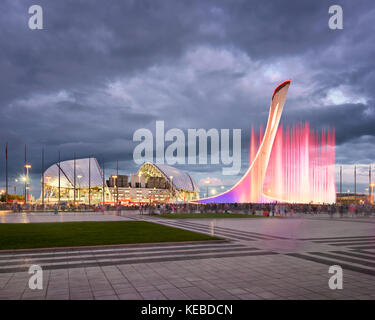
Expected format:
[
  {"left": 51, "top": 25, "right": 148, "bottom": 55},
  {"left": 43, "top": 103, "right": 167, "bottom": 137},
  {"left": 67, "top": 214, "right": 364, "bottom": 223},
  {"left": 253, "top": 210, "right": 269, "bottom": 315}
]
[
  {"left": 258, "top": 123, "right": 335, "bottom": 203},
  {"left": 196, "top": 80, "right": 336, "bottom": 204}
]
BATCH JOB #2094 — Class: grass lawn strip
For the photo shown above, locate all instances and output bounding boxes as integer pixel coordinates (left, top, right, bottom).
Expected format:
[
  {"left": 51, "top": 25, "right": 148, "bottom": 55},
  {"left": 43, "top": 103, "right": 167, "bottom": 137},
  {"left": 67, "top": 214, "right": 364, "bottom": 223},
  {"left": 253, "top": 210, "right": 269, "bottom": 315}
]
[{"left": 0, "top": 221, "right": 219, "bottom": 250}]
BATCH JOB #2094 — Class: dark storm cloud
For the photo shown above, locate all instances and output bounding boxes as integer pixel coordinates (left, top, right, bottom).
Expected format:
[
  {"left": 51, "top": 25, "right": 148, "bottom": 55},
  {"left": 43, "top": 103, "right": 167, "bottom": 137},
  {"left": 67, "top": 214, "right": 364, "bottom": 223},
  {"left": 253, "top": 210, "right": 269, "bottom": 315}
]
[
  {"left": 284, "top": 102, "right": 375, "bottom": 146},
  {"left": 0, "top": 0, "right": 374, "bottom": 194}
]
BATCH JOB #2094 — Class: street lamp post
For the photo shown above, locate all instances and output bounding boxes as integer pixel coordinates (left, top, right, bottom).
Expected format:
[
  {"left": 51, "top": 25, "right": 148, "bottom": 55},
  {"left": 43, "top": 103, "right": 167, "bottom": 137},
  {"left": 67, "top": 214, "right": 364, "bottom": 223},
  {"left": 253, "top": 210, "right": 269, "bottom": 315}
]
[
  {"left": 112, "top": 175, "right": 118, "bottom": 204},
  {"left": 102, "top": 158, "right": 105, "bottom": 205},
  {"left": 73, "top": 153, "right": 76, "bottom": 204},
  {"left": 24, "top": 164, "right": 31, "bottom": 204},
  {"left": 88, "top": 157, "right": 91, "bottom": 207},
  {"left": 21, "top": 176, "right": 27, "bottom": 205},
  {"left": 116, "top": 160, "right": 119, "bottom": 204}
]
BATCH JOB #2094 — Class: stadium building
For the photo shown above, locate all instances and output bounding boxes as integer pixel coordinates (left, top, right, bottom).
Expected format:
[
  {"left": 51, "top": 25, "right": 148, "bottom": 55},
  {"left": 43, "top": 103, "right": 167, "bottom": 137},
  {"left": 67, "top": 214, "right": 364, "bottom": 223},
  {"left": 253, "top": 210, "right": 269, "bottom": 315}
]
[
  {"left": 41, "top": 158, "right": 109, "bottom": 204},
  {"left": 40, "top": 159, "right": 199, "bottom": 204}
]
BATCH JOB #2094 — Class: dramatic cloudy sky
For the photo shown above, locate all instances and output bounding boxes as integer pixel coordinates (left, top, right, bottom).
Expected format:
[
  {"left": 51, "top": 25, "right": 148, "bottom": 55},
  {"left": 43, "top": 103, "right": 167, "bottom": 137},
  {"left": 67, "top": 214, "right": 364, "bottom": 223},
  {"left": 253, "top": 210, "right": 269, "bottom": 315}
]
[{"left": 0, "top": 0, "right": 374, "bottom": 197}]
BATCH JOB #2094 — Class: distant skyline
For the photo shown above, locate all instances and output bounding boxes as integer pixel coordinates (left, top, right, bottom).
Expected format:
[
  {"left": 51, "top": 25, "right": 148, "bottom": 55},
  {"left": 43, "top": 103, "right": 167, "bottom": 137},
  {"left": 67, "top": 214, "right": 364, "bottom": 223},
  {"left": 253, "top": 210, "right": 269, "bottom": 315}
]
[{"left": 1, "top": 0, "right": 375, "bottom": 197}]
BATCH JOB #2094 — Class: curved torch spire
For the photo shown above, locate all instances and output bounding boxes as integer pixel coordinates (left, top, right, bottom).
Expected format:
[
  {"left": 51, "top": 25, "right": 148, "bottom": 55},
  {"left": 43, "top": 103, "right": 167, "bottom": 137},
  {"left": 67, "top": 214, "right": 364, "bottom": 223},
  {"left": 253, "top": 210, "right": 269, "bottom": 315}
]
[{"left": 196, "top": 80, "right": 291, "bottom": 203}]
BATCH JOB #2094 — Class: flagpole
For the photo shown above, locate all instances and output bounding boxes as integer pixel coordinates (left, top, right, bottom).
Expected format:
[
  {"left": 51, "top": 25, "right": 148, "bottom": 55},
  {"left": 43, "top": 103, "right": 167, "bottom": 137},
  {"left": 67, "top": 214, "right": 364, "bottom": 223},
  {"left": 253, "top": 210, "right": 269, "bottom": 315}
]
[
  {"left": 339, "top": 165, "right": 342, "bottom": 194},
  {"left": 41, "top": 148, "right": 44, "bottom": 207},
  {"left": 116, "top": 160, "right": 119, "bottom": 204},
  {"left": 5, "top": 143, "right": 8, "bottom": 203},
  {"left": 88, "top": 156, "right": 91, "bottom": 207},
  {"left": 354, "top": 165, "right": 357, "bottom": 195},
  {"left": 24, "top": 144, "right": 27, "bottom": 205},
  {"left": 74, "top": 152, "right": 76, "bottom": 204},
  {"left": 102, "top": 158, "right": 105, "bottom": 204},
  {"left": 58, "top": 151, "right": 61, "bottom": 204}
]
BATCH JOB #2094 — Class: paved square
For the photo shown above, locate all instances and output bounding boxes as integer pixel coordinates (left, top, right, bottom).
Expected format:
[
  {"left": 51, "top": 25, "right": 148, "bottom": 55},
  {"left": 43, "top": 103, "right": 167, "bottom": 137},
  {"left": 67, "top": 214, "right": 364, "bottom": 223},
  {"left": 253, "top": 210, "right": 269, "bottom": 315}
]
[{"left": 1, "top": 211, "right": 375, "bottom": 300}]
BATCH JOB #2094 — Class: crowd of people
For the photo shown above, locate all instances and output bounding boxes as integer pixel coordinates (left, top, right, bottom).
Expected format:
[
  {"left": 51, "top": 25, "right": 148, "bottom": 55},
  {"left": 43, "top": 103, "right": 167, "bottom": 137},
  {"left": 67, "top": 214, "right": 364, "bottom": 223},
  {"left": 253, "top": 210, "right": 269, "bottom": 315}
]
[
  {"left": 0, "top": 201, "right": 374, "bottom": 217},
  {"left": 138, "top": 202, "right": 375, "bottom": 217}
]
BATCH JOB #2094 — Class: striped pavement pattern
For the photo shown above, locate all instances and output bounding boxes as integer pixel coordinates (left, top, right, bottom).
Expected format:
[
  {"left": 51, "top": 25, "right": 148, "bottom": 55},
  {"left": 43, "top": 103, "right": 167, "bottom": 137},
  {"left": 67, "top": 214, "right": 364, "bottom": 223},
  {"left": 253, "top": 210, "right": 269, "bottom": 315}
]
[
  {"left": 149, "top": 218, "right": 288, "bottom": 241},
  {"left": 138, "top": 218, "right": 375, "bottom": 278},
  {"left": 289, "top": 235, "right": 375, "bottom": 277},
  {"left": 0, "top": 241, "right": 277, "bottom": 274}
]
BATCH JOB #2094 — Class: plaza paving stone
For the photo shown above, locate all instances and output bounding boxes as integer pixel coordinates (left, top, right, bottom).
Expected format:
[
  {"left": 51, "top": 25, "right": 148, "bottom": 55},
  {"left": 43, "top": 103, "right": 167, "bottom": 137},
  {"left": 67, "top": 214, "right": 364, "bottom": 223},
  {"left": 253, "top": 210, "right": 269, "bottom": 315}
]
[{"left": 0, "top": 211, "right": 375, "bottom": 299}]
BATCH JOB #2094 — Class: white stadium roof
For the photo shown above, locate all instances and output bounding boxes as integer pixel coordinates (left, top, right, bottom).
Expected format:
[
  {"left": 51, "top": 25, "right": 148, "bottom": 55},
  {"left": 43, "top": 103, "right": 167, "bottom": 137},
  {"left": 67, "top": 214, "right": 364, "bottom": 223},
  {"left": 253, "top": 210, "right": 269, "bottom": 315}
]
[
  {"left": 43, "top": 158, "right": 103, "bottom": 188},
  {"left": 139, "top": 162, "right": 199, "bottom": 192}
]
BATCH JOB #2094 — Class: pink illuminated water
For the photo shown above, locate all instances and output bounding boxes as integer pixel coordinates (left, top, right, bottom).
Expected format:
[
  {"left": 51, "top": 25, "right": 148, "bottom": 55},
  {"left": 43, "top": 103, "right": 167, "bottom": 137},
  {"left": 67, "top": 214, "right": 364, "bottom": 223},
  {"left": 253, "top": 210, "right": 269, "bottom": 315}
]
[
  {"left": 261, "top": 123, "right": 336, "bottom": 203},
  {"left": 198, "top": 122, "right": 336, "bottom": 204}
]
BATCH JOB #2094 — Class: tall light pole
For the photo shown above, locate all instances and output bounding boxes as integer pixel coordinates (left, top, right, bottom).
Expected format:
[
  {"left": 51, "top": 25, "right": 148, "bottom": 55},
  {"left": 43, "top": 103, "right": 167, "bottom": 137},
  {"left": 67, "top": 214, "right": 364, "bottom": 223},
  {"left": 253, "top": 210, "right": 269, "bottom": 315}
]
[
  {"left": 88, "top": 157, "right": 91, "bottom": 206},
  {"left": 339, "top": 166, "right": 342, "bottom": 194},
  {"left": 41, "top": 148, "right": 44, "bottom": 207},
  {"left": 22, "top": 176, "right": 26, "bottom": 201},
  {"left": 116, "top": 160, "right": 119, "bottom": 204},
  {"left": 25, "top": 164, "right": 31, "bottom": 203},
  {"left": 354, "top": 165, "right": 357, "bottom": 195},
  {"left": 112, "top": 175, "right": 118, "bottom": 204},
  {"left": 102, "top": 158, "right": 105, "bottom": 204},
  {"left": 5, "top": 142, "right": 8, "bottom": 202},
  {"left": 73, "top": 153, "right": 76, "bottom": 204},
  {"left": 24, "top": 144, "right": 27, "bottom": 205},
  {"left": 58, "top": 151, "right": 61, "bottom": 204}
]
